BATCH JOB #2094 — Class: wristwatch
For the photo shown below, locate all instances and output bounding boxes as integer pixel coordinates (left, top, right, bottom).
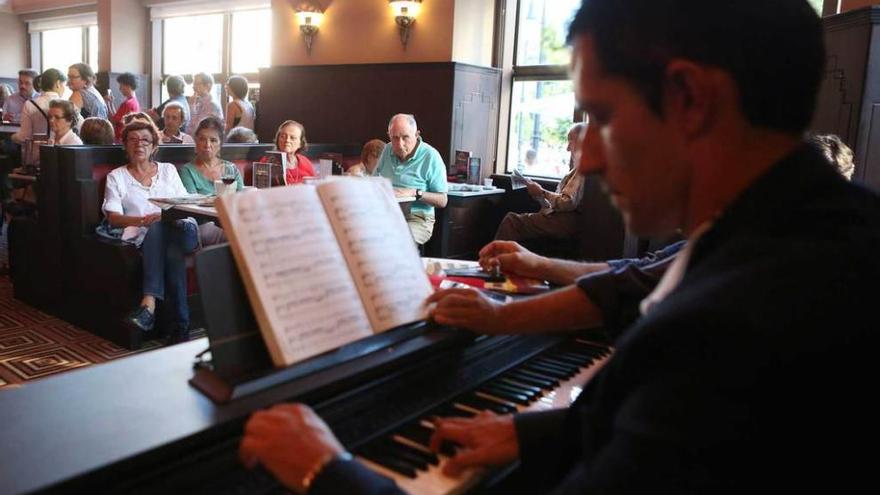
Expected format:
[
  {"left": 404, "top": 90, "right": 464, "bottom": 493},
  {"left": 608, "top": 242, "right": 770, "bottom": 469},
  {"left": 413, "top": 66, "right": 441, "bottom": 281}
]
[{"left": 415, "top": 189, "right": 423, "bottom": 201}]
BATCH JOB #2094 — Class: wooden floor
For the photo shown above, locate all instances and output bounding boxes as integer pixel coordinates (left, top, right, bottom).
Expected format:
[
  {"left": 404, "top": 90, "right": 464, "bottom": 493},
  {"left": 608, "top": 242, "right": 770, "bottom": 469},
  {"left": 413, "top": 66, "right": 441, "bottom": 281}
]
[{"left": 0, "top": 220, "right": 160, "bottom": 389}]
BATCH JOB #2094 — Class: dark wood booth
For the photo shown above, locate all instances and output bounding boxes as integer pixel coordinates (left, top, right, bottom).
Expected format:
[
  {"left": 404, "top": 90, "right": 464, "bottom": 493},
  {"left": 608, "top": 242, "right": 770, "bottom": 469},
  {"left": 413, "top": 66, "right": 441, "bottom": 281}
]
[{"left": 10, "top": 143, "right": 271, "bottom": 349}]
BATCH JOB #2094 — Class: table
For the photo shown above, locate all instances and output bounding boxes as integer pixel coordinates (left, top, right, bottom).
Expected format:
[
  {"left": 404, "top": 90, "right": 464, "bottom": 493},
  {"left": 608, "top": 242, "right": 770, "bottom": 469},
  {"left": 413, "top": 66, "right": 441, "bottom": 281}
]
[{"left": 162, "top": 195, "right": 416, "bottom": 222}]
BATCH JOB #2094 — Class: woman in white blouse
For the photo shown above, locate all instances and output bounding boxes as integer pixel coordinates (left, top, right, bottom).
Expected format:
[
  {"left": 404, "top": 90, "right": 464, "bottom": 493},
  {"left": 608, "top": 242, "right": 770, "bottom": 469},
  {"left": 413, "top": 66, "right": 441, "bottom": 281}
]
[
  {"left": 47, "top": 99, "right": 83, "bottom": 146},
  {"left": 101, "top": 120, "right": 197, "bottom": 343}
]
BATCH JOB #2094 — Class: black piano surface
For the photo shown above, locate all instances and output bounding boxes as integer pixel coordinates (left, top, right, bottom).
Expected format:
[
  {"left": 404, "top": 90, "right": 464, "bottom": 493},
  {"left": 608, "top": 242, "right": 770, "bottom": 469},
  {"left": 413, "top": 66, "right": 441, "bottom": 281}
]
[{"left": 0, "top": 327, "right": 608, "bottom": 494}]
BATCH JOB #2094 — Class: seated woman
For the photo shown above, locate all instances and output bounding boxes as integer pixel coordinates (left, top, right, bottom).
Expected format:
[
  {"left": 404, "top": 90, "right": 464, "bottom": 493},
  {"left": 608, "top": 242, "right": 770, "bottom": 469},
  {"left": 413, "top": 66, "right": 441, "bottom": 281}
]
[
  {"left": 346, "top": 139, "right": 385, "bottom": 176},
  {"left": 47, "top": 100, "right": 83, "bottom": 146},
  {"left": 101, "top": 120, "right": 198, "bottom": 343},
  {"left": 179, "top": 116, "right": 243, "bottom": 194},
  {"left": 79, "top": 117, "right": 115, "bottom": 145},
  {"left": 159, "top": 102, "right": 194, "bottom": 144},
  {"left": 263, "top": 120, "right": 314, "bottom": 184},
  {"left": 225, "top": 75, "right": 255, "bottom": 132}
]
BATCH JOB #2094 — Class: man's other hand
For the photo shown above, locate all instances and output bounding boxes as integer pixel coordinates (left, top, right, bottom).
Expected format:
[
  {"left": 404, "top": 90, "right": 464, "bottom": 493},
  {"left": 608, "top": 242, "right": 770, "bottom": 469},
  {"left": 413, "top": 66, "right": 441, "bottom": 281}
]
[
  {"left": 427, "top": 287, "right": 505, "bottom": 333},
  {"left": 429, "top": 412, "right": 519, "bottom": 476},
  {"left": 240, "top": 403, "right": 345, "bottom": 493},
  {"left": 478, "top": 241, "right": 548, "bottom": 280}
]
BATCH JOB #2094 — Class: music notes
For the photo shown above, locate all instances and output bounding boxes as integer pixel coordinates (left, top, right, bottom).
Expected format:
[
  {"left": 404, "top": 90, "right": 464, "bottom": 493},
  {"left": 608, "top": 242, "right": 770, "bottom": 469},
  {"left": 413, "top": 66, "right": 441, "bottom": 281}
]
[{"left": 218, "top": 186, "right": 373, "bottom": 365}]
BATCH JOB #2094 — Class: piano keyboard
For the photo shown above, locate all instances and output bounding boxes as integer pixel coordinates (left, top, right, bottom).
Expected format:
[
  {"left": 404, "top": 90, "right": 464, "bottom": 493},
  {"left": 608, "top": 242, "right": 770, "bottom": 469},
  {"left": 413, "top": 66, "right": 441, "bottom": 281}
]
[{"left": 354, "top": 339, "right": 612, "bottom": 495}]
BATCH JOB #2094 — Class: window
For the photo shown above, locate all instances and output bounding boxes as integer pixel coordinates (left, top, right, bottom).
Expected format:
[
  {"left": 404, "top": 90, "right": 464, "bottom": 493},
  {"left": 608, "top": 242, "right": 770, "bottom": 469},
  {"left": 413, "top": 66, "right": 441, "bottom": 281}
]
[
  {"left": 41, "top": 25, "right": 98, "bottom": 73},
  {"left": 156, "top": 8, "right": 270, "bottom": 109},
  {"left": 503, "top": 0, "right": 581, "bottom": 179}
]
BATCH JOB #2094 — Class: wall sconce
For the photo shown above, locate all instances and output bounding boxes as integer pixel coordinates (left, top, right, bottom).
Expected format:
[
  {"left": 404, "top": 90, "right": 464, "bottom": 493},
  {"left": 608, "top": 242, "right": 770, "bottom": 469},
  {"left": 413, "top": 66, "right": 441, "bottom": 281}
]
[
  {"left": 295, "top": 7, "right": 325, "bottom": 55},
  {"left": 389, "top": 0, "right": 422, "bottom": 49}
]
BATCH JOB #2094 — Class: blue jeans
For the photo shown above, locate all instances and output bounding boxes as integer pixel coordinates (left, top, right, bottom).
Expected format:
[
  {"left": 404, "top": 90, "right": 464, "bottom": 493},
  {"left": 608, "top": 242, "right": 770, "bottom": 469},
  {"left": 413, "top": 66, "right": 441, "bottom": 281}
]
[{"left": 141, "top": 221, "right": 198, "bottom": 328}]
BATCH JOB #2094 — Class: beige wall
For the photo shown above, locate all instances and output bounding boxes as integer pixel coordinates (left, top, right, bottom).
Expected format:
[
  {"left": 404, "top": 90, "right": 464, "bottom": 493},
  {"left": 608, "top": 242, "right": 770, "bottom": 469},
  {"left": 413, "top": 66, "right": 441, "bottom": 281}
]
[
  {"left": 841, "top": 0, "right": 880, "bottom": 11},
  {"left": 10, "top": 0, "right": 94, "bottom": 14},
  {"left": 0, "top": 10, "right": 27, "bottom": 76},
  {"left": 101, "top": 0, "right": 147, "bottom": 73},
  {"left": 271, "top": 0, "right": 456, "bottom": 65},
  {"left": 452, "top": 0, "right": 494, "bottom": 66}
]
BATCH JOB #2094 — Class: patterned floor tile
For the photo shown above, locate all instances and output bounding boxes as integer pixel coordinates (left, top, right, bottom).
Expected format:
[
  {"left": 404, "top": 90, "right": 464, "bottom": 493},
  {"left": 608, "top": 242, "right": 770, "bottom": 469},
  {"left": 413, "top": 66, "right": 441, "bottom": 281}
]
[{"left": 1, "top": 347, "right": 95, "bottom": 380}]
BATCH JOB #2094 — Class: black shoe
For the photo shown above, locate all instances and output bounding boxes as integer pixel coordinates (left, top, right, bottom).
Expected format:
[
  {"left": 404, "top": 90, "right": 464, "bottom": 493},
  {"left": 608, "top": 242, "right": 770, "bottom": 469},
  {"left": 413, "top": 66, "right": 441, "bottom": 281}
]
[{"left": 127, "top": 306, "right": 155, "bottom": 332}]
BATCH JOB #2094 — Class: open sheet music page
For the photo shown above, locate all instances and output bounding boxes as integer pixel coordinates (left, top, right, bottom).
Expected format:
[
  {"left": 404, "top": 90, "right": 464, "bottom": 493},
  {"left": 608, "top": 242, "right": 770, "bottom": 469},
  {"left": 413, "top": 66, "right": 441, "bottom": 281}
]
[
  {"left": 318, "top": 178, "right": 432, "bottom": 332},
  {"left": 215, "top": 187, "right": 372, "bottom": 367}
]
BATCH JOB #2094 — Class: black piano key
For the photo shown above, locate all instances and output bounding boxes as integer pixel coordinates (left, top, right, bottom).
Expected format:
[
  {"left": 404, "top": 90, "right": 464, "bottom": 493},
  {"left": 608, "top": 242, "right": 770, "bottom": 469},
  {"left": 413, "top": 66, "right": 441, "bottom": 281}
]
[
  {"left": 510, "top": 368, "right": 560, "bottom": 387},
  {"left": 357, "top": 449, "right": 419, "bottom": 478},
  {"left": 569, "top": 341, "right": 612, "bottom": 357},
  {"left": 545, "top": 352, "right": 592, "bottom": 367},
  {"left": 497, "top": 377, "right": 543, "bottom": 395},
  {"left": 503, "top": 371, "right": 555, "bottom": 390},
  {"left": 532, "top": 358, "right": 578, "bottom": 375},
  {"left": 430, "top": 403, "right": 476, "bottom": 419},
  {"left": 487, "top": 380, "right": 540, "bottom": 399},
  {"left": 479, "top": 386, "right": 531, "bottom": 405},
  {"left": 374, "top": 439, "right": 435, "bottom": 469},
  {"left": 455, "top": 395, "right": 517, "bottom": 414},
  {"left": 396, "top": 422, "right": 434, "bottom": 448},
  {"left": 522, "top": 362, "right": 571, "bottom": 379}
]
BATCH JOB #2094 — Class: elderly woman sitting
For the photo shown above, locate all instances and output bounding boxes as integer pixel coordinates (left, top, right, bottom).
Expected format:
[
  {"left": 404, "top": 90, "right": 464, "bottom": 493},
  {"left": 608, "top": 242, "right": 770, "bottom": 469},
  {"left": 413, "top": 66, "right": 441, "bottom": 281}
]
[
  {"left": 262, "top": 120, "right": 314, "bottom": 184},
  {"left": 180, "top": 116, "right": 243, "bottom": 194},
  {"left": 47, "top": 99, "right": 83, "bottom": 146},
  {"left": 79, "top": 117, "right": 115, "bottom": 145},
  {"left": 101, "top": 120, "right": 198, "bottom": 344}
]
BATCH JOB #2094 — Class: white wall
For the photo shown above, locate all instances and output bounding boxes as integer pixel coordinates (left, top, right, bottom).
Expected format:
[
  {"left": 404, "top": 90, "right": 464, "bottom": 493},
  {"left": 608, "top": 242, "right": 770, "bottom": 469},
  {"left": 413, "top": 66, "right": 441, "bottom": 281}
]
[
  {"left": 0, "top": 10, "right": 28, "bottom": 76},
  {"left": 452, "top": 0, "right": 495, "bottom": 66}
]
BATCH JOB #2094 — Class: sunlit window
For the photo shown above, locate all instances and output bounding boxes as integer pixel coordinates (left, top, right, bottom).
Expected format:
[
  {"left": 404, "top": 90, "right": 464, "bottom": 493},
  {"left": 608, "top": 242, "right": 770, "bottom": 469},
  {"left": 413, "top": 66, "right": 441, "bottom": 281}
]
[
  {"left": 163, "top": 14, "right": 224, "bottom": 75},
  {"left": 505, "top": 0, "right": 581, "bottom": 178},
  {"left": 41, "top": 27, "right": 84, "bottom": 73},
  {"left": 231, "top": 9, "right": 271, "bottom": 74},
  {"left": 88, "top": 26, "right": 99, "bottom": 69}
]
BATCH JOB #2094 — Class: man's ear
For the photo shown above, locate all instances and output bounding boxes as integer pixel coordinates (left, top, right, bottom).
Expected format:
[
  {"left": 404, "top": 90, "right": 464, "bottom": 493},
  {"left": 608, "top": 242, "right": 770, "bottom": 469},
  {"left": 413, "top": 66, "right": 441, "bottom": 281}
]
[{"left": 663, "top": 59, "right": 715, "bottom": 139}]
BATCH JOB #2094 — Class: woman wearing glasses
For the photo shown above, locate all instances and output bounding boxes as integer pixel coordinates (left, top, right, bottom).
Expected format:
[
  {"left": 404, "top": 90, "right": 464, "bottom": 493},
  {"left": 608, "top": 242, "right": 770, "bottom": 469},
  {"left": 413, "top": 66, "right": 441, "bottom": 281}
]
[
  {"left": 67, "top": 63, "right": 108, "bottom": 120},
  {"left": 47, "top": 100, "right": 83, "bottom": 146},
  {"left": 100, "top": 120, "right": 197, "bottom": 344}
]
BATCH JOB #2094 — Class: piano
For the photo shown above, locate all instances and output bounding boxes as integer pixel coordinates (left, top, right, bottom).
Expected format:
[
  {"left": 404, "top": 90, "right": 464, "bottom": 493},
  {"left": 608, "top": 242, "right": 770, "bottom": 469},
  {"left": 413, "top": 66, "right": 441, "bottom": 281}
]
[{"left": 0, "top": 330, "right": 611, "bottom": 494}]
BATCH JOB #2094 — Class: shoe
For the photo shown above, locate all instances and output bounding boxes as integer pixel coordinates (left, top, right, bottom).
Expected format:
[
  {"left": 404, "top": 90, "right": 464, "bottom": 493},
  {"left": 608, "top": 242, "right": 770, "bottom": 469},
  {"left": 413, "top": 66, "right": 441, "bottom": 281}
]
[{"left": 127, "top": 306, "right": 155, "bottom": 332}]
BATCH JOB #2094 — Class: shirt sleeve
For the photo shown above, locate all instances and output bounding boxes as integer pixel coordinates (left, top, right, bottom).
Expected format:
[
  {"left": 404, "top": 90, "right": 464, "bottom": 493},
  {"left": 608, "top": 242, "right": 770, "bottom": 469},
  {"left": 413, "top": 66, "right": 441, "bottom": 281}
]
[
  {"left": 551, "top": 171, "right": 585, "bottom": 212},
  {"left": 102, "top": 171, "right": 125, "bottom": 215},
  {"left": 425, "top": 149, "right": 448, "bottom": 193},
  {"left": 309, "top": 458, "right": 404, "bottom": 495},
  {"left": 179, "top": 164, "right": 197, "bottom": 194}
]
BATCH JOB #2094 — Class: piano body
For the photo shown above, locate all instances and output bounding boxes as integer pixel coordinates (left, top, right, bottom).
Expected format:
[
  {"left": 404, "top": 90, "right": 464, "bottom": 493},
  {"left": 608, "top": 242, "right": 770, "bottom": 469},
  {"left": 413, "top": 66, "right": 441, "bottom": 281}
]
[{"left": 0, "top": 246, "right": 612, "bottom": 494}]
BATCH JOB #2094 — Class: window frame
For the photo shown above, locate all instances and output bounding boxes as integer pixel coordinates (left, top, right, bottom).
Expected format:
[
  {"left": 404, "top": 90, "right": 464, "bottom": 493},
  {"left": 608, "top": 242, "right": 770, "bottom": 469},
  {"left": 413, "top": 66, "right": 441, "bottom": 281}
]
[{"left": 38, "top": 24, "right": 99, "bottom": 74}]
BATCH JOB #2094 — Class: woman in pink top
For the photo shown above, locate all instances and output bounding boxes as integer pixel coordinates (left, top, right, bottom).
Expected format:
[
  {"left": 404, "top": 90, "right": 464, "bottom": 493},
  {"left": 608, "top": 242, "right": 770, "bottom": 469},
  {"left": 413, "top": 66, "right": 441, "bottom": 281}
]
[{"left": 107, "top": 72, "right": 141, "bottom": 142}]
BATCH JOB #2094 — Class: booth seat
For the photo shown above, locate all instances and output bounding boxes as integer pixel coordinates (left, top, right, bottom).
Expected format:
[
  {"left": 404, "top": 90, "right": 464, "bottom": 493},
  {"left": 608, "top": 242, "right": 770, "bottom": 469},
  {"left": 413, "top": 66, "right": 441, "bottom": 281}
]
[{"left": 9, "top": 143, "right": 271, "bottom": 349}]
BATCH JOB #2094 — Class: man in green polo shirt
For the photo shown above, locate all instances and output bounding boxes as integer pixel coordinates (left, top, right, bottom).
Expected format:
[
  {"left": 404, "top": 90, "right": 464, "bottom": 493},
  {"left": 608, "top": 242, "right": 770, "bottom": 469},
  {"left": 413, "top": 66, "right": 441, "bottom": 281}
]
[{"left": 376, "top": 113, "right": 448, "bottom": 245}]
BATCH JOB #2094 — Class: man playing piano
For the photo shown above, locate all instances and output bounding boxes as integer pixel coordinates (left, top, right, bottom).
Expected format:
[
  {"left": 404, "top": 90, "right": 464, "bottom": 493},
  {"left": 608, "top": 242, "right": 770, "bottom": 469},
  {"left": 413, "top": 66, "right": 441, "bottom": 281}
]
[{"left": 240, "top": 0, "right": 880, "bottom": 493}]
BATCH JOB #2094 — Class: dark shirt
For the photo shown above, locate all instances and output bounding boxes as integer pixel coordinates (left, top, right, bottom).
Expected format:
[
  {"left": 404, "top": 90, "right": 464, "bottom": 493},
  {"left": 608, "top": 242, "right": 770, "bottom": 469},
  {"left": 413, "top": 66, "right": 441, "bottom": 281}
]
[{"left": 310, "top": 144, "right": 880, "bottom": 493}]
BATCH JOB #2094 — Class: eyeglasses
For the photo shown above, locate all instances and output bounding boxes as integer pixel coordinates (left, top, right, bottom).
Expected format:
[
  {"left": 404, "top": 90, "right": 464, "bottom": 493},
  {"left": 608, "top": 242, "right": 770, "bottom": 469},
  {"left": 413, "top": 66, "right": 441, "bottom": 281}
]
[
  {"left": 67, "top": 74, "right": 82, "bottom": 80},
  {"left": 126, "top": 137, "right": 154, "bottom": 147}
]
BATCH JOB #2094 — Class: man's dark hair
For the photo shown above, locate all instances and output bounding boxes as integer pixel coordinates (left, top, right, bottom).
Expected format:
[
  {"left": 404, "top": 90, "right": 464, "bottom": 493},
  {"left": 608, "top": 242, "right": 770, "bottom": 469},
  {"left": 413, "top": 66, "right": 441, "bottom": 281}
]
[
  {"left": 165, "top": 75, "right": 185, "bottom": 96},
  {"left": 567, "top": 0, "right": 825, "bottom": 134},
  {"left": 195, "top": 116, "right": 226, "bottom": 145},
  {"left": 39, "top": 68, "right": 67, "bottom": 92},
  {"left": 116, "top": 72, "right": 138, "bottom": 90},
  {"left": 226, "top": 75, "right": 249, "bottom": 100},
  {"left": 19, "top": 69, "right": 38, "bottom": 80}
]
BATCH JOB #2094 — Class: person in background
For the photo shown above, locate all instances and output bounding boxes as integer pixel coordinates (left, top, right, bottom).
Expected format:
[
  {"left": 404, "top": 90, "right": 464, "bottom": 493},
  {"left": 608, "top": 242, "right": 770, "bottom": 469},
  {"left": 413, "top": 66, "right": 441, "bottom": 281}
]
[
  {"left": 226, "top": 126, "right": 258, "bottom": 144},
  {"left": 376, "top": 113, "right": 448, "bottom": 245},
  {"left": 67, "top": 63, "right": 108, "bottom": 120},
  {"left": 345, "top": 139, "right": 385, "bottom": 177},
  {"left": 148, "top": 75, "right": 190, "bottom": 133},
  {"left": 189, "top": 72, "right": 223, "bottom": 130},
  {"left": 159, "top": 102, "right": 194, "bottom": 145},
  {"left": 495, "top": 123, "right": 587, "bottom": 243},
  {"left": 1, "top": 69, "right": 38, "bottom": 124},
  {"left": 13, "top": 68, "right": 66, "bottom": 147},
  {"left": 107, "top": 72, "right": 140, "bottom": 142},
  {"left": 225, "top": 75, "right": 255, "bottom": 132},
  {"left": 101, "top": 120, "right": 198, "bottom": 345},
  {"left": 179, "top": 116, "right": 243, "bottom": 195},
  {"left": 47, "top": 99, "right": 82, "bottom": 146},
  {"left": 266, "top": 120, "right": 314, "bottom": 184},
  {"left": 79, "top": 117, "right": 115, "bottom": 145},
  {"left": 0, "top": 84, "right": 14, "bottom": 117}
]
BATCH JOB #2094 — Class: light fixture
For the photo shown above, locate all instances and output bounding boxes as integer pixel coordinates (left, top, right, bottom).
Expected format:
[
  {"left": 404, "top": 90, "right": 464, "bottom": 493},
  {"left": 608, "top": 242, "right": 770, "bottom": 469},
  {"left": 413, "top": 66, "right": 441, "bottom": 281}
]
[
  {"left": 295, "top": 5, "right": 325, "bottom": 55},
  {"left": 389, "top": 0, "right": 422, "bottom": 49}
]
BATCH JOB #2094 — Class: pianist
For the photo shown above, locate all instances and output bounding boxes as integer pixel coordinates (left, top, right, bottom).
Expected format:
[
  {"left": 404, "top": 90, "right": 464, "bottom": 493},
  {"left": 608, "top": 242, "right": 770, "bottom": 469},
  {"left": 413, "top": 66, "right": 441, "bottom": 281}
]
[{"left": 240, "top": 0, "right": 879, "bottom": 493}]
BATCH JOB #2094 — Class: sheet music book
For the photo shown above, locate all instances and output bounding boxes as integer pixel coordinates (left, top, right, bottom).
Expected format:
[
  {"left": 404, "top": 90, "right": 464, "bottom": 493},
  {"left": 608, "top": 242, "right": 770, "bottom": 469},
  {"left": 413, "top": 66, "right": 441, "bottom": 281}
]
[{"left": 214, "top": 177, "right": 432, "bottom": 367}]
